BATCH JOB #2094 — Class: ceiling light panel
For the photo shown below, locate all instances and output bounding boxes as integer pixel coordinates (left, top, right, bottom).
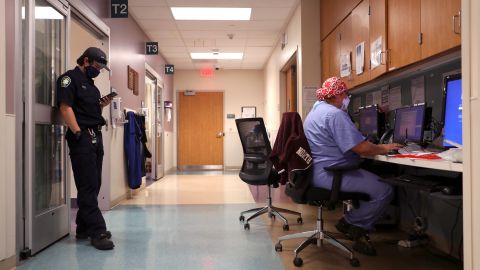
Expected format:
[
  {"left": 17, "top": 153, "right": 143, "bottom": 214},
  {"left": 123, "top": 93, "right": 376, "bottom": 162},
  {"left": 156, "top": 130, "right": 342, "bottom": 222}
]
[
  {"left": 171, "top": 7, "right": 251, "bottom": 20},
  {"left": 190, "top": 52, "right": 243, "bottom": 60}
]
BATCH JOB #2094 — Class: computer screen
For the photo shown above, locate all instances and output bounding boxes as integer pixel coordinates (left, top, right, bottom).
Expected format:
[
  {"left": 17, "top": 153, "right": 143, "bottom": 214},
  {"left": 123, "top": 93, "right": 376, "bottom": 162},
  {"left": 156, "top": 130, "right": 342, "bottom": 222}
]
[
  {"left": 393, "top": 104, "right": 426, "bottom": 144},
  {"left": 442, "top": 74, "right": 462, "bottom": 147},
  {"left": 359, "top": 106, "right": 379, "bottom": 137}
]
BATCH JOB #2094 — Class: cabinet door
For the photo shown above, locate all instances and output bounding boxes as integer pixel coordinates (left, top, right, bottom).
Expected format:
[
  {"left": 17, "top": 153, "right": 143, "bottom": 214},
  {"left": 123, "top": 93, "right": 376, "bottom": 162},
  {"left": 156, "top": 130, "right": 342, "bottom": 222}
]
[
  {"left": 351, "top": 0, "right": 370, "bottom": 86},
  {"left": 369, "top": 0, "right": 388, "bottom": 79},
  {"left": 421, "top": 0, "right": 461, "bottom": 59},
  {"left": 321, "top": 28, "right": 341, "bottom": 82},
  {"left": 388, "top": 0, "right": 421, "bottom": 71},
  {"left": 339, "top": 16, "right": 354, "bottom": 88}
]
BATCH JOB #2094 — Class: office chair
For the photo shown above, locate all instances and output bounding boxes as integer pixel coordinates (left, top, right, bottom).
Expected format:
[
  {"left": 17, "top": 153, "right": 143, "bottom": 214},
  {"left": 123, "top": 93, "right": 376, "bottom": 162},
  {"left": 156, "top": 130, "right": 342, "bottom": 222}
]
[
  {"left": 235, "top": 117, "right": 302, "bottom": 231},
  {"left": 275, "top": 165, "right": 370, "bottom": 267}
]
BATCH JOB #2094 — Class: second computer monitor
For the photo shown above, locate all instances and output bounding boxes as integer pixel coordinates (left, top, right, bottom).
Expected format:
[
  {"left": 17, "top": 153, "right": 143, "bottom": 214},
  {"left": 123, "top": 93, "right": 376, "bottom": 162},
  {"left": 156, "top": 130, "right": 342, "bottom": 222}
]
[
  {"left": 442, "top": 73, "right": 462, "bottom": 147},
  {"left": 393, "top": 104, "right": 426, "bottom": 144},
  {"left": 359, "top": 105, "right": 382, "bottom": 140}
]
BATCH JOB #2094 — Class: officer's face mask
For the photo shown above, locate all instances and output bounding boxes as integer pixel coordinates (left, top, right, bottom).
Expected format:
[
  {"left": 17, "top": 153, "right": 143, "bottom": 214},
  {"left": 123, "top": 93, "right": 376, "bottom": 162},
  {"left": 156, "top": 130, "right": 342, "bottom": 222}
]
[
  {"left": 85, "top": 65, "right": 100, "bottom": 79},
  {"left": 341, "top": 95, "right": 350, "bottom": 111}
]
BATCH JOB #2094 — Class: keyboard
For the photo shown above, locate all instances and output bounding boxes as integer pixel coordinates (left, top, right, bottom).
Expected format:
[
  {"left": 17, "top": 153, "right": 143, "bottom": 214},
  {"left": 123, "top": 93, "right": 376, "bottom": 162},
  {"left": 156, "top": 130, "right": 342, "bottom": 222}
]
[{"left": 398, "top": 143, "right": 426, "bottom": 155}]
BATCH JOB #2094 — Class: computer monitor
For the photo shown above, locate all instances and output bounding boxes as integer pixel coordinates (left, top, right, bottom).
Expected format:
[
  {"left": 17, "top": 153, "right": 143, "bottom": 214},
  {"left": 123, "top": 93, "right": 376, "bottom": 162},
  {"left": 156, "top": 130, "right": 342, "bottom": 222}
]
[
  {"left": 393, "top": 104, "right": 426, "bottom": 144},
  {"left": 358, "top": 105, "right": 384, "bottom": 141},
  {"left": 442, "top": 73, "right": 462, "bottom": 147}
]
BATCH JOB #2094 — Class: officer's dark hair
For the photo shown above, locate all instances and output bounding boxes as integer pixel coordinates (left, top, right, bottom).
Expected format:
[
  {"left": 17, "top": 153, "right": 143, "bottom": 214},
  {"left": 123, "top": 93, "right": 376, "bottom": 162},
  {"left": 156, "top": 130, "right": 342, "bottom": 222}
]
[{"left": 76, "top": 55, "right": 94, "bottom": 66}]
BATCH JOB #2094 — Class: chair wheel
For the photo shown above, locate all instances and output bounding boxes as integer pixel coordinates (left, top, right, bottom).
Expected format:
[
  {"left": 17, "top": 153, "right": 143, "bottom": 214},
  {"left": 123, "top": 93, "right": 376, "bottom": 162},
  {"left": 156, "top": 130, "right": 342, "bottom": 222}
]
[
  {"left": 275, "top": 243, "right": 282, "bottom": 252},
  {"left": 293, "top": 257, "right": 303, "bottom": 267},
  {"left": 350, "top": 258, "right": 360, "bottom": 267},
  {"left": 297, "top": 217, "right": 303, "bottom": 224},
  {"left": 283, "top": 224, "right": 289, "bottom": 231},
  {"left": 244, "top": 223, "right": 250, "bottom": 230},
  {"left": 239, "top": 215, "right": 245, "bottom": 222}
]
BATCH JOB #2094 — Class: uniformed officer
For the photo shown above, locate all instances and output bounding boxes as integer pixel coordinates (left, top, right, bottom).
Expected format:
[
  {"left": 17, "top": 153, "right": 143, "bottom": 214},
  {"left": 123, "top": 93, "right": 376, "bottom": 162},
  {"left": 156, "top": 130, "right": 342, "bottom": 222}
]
[{"left": 56, "top": 47, "right": 114, "bottom": 250}]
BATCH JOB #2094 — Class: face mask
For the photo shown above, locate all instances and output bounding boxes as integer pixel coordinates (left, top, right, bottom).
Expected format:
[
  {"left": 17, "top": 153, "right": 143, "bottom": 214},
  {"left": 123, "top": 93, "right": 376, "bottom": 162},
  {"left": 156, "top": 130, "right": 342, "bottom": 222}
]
[
  {"left": 85, "top": 65, "right": 100, "bottom": 79},
  {"left": 341, "top": 96, "right": 350, "bottom": 111}
]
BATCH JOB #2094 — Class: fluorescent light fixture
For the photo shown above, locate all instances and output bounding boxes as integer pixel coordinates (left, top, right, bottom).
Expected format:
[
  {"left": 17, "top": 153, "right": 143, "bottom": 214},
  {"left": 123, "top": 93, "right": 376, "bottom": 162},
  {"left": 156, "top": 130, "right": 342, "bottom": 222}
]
[
  {"left": 191, "top": 52, "right": 243, "bottom": 60},
  {"left": 22, "top": 6, "right": 64, "bottom": 20},
  {"left": 171, "top": 7, "right": 251, "bottom": 20}
]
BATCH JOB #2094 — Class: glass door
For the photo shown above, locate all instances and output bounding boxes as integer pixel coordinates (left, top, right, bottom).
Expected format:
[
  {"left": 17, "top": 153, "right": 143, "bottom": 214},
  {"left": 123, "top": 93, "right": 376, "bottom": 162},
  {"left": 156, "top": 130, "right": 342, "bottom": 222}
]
[
  {"left": 155, "top": 83, "right": 164, "bottom": 179},
  {"left": 23, "top": 0, "right": 69, "bottom": 255}
]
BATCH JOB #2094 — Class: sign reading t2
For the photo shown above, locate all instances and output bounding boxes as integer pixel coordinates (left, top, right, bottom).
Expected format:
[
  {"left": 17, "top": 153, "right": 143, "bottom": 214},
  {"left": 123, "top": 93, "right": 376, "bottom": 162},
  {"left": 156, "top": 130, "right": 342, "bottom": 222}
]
[
  {"left": 165, "top": 64, "right": 174, "bottom": 75},
  {"left": 111, "top": 0, "right": 128, "bottom": 18},
  {"left": 145, "top": 42, "right": 159, "bottom": 55}
]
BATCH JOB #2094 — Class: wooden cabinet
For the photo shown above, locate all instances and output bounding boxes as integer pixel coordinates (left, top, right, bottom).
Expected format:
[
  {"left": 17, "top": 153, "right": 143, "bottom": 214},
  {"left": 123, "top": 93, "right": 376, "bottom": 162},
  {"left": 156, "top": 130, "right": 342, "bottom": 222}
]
[
  {"left": 421, "top": 0, "right": 461, "bottom": 58},
  {"left": 351, "top": 0, "right": 371, "bottom": 86},
  {"left": 388, "top": 0, "right": 461, "bottom": 70},
  {"left": 369, "top": 0, "right": 387, "bottom": 80},
  {"left": 321, "top": 0, "right": 362, "bottom": 40},
  {"left": 321, "top": 27, "right": 341, "bottom": 82},
  {"left": 388, "top": 0, "right": 421, "bottom": 71}
]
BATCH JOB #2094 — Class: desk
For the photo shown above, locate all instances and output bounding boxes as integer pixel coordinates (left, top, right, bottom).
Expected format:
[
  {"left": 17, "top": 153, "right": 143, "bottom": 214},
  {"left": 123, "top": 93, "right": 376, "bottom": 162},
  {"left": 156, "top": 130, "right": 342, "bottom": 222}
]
[{"left": 367, "top": 155, "right": 463, "bottom": 173}]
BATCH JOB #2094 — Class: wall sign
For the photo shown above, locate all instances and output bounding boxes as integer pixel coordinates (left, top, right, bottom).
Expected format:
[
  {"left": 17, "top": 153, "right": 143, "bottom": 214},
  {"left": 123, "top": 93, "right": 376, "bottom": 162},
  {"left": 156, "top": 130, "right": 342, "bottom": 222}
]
[
  {"left": 145, "top": 42, "right": 158, "bottom": 55},
  {"left": 111, "top": 0, "right": 128, "bottom": 18},
  {"left": 165, "top": 64, "right": 174, "bottom": 75}
]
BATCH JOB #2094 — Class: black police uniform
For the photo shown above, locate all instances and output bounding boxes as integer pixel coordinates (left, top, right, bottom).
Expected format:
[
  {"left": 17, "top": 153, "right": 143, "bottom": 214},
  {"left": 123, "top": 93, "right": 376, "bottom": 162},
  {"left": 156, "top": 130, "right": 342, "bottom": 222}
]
[{"left": 56, "top": 66, "right": 107, "bottom": 239}]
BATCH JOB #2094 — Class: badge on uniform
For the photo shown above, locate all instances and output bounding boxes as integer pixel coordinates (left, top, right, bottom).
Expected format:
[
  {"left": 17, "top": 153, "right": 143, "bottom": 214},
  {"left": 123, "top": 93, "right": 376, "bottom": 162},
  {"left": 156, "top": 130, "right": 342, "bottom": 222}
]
[
  {"left": 61, "top": 76, "right": 71, "bottom": 88},
  {"left": 88, "top": 129, "right": 97, "bottom": 144}
]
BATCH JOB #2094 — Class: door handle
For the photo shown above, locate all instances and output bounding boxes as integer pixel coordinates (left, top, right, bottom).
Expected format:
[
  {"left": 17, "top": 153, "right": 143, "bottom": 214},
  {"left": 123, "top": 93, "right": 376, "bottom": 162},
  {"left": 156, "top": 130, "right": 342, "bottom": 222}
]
[{"left": 216, "top": 132, "right": 225, "bottom": 138}]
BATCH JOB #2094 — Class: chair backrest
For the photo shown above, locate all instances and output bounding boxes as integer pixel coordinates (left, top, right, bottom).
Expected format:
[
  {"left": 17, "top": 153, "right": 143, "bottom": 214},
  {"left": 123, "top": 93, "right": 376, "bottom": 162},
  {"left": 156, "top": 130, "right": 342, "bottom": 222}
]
[{"left": 235, "top": 118, "right": 275, "bottom": 184}]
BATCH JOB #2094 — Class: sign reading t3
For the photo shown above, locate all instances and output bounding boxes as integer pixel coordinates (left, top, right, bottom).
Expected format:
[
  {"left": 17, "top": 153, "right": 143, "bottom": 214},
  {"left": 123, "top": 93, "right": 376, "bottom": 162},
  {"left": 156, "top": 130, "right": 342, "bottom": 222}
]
[
  {"left": 165, "top": 64, "right": 174, "bottom": 75},
  {"left": 145, "top": 42, "right": 159, "bottom": 55},
  {"left": 111, "top": 0, "right": 128, "bottom": 18}
]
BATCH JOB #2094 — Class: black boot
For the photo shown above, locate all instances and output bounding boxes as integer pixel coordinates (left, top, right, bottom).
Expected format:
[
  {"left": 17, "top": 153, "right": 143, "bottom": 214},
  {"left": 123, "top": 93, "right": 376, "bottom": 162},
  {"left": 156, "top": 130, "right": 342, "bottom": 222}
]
[{"left": 91, "top": 233, "right": 115, "bottom": 250}]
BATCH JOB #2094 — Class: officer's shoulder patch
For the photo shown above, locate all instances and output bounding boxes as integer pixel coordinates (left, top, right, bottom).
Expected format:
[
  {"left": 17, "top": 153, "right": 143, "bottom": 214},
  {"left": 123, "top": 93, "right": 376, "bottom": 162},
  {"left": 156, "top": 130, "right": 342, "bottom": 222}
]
[{"left": 60, "top": 76, "right": 71, "bottom": 88}]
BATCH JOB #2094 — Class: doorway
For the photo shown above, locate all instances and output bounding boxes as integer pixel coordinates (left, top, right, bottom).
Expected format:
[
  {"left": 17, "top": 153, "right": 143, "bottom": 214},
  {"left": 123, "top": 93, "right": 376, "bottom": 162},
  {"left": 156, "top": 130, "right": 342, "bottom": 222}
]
[
  {"left": 20, "top": 0, "right": 70, "bottom": 256},
  {"left": 282, "top": 52, "right": 298, "bottom": 113},
  {"left": 178, "top": 91, "right": 224, "bottom": 170},
  {"left": 145, "top": 70, "right": 164, "bottom": 180}
]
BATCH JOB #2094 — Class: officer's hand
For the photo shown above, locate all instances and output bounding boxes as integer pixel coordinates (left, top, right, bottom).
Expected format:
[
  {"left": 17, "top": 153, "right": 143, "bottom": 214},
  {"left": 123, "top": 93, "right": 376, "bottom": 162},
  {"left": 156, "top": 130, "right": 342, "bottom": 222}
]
[{"left": 99, "top": 96, "right": 112, "bottom": 107}]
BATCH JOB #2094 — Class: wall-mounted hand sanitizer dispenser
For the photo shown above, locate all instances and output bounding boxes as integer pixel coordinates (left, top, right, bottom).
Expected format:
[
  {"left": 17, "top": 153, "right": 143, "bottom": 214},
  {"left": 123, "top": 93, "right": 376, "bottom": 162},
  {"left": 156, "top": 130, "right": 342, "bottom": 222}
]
[{"left": 111, "top": 97, "right": 123, "bottom": 128}]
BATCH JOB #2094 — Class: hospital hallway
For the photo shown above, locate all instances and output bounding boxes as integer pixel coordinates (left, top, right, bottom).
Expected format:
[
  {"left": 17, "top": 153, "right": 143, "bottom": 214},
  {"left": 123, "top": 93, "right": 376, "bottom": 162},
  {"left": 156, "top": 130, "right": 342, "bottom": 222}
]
[{"left": 16, "top": 171, "right": 463, "bottom": 270}]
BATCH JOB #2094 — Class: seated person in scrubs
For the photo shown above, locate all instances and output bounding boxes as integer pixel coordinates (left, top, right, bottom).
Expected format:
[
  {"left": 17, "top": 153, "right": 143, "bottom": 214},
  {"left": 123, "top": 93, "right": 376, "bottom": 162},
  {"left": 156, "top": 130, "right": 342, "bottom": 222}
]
[{"left": 304, "top": 77, "right": 402, "bottom": 256}]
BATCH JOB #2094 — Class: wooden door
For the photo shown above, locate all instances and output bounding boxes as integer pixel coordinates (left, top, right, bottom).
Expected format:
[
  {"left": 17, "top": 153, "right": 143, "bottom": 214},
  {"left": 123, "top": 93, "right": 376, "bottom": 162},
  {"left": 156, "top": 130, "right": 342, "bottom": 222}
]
[
  {"left": 178, "top": 91, "right": 224, "bottom": 169},
  {"left": 388, "top": 0, "right": 421, "bottom": 71},
  {"left": 421, "top": 0, "right": 461, "bottom": 59},
  {"left": 369, "top": 0, "right": 388, "bottom": 80},
  {"left": 351, "top": 0, "right": 370, "bottom": 86},
  {"left": 286, "top": 66, "right": 297, "bottom": 112},
  {"left": 321, "top": 27, "right": 341, "bottom": 82},
  {"left": 339, "top": 15, "right": 353, "bottom": 88}
]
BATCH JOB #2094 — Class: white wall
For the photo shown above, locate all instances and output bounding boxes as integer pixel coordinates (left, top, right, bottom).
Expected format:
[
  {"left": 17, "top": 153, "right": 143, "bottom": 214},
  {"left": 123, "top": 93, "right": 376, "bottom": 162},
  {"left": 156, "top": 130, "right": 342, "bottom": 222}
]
[
  {"left": 173, "top": 69, "right": 264, "bottom": 168},
  {"left": 0, "top": 0, "right": 16, "bottom": 266},
  {"left": 264, "top": 5, "right": 302, "bottom": 139}
]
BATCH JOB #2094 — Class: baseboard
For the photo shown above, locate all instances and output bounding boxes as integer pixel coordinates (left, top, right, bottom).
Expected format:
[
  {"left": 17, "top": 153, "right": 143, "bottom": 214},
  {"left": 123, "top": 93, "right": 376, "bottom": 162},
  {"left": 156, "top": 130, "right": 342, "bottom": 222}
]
[
  {"left": 0, "top": 255, "right": 16, "bottom": 270},
  {"left": 109, "top": 193, "right": 127, "bottom": 209},
  {"left": 224, "top": 166, "right": 241, "bottom": 171}
]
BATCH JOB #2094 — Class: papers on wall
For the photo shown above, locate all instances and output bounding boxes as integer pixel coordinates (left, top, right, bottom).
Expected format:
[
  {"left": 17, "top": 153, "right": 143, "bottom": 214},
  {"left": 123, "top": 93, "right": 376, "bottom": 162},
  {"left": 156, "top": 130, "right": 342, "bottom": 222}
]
[
  {"left": 370, "top": 36, "right": 382, "bottom": 69},
  {"left": 388, "top": 86, "right": 402, "bottom": 111},
  {"left": 355, "top": 42, "right": 365, "bottom": 75},
  {"left": 340, "top": 52, "right": 352, "bottom": 77},
  {"left": 352, "top": 96, "right": 362, "bottom": 113},
  {"left": 365, "top": 90, "right": 382, "bottom": 106},
  {"left": 411, "top": 76, "right": 425, "bottom": 104},
  {"left": 302, "top": 86, "right": 320, "bottom": 118}
]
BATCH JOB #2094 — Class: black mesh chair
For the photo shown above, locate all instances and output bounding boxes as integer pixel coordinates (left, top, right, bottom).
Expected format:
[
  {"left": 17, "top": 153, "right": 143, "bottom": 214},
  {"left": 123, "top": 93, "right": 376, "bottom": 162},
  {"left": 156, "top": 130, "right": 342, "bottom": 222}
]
[
  {"left": 275, "top": 164, "right": 370, "bottom": 268},
  {"left": 235, "top": 117, "right": 302, "bottom": 231}
]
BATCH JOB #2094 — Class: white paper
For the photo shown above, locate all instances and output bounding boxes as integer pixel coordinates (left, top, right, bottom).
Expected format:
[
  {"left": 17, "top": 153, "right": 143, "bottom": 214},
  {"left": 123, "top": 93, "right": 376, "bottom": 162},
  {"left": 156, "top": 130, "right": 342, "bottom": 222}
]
[
  {"left": 302, "top": 86, "right": 320, "bottom": 117},
  {"left": 373, "top": 90, "right": 382, "bottom": 105},
  {"left": 389, "top": 86, "right": 402, "bottom": 111},
  {"left": 355, "top": 42, "right": 365, "bottom": 75},
  {"left": 352, "top": 96, "right": 362, "bottom": 113},
  {"left": 167, "top": 108, "right": 172, "bottom": 122},
  {"left": 370, "top": 36, "right": 382, "bottom": 69},
  {"left": 411, "top": 76, "right": 425, "bottom": 104},
  {"left": 340, "top": 53, "right": 351, "bottom": 78}
]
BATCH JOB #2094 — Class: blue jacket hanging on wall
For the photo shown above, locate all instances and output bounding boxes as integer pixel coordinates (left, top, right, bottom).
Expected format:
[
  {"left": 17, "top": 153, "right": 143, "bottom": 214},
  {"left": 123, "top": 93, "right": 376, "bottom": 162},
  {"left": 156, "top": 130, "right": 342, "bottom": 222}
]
[{"left": 124, "top": 111, "right": 142, "bottom": 189}]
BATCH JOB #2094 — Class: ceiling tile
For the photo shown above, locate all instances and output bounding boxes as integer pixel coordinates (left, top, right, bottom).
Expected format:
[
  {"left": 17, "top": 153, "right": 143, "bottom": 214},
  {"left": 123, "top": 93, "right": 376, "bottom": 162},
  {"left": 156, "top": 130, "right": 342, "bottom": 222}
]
[{"left": 129, "top": 7, "right": 173, "bottom": 20}]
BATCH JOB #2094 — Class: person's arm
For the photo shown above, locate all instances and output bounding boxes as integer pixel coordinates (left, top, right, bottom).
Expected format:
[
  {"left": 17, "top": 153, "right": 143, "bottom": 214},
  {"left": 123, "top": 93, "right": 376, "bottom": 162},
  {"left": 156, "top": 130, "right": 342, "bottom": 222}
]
[
  {"left": 59, "top": 102, "right": 81, "bottom": 134},
  {"left": 351, "top": 140, "right": 403, "bottom": 156}
]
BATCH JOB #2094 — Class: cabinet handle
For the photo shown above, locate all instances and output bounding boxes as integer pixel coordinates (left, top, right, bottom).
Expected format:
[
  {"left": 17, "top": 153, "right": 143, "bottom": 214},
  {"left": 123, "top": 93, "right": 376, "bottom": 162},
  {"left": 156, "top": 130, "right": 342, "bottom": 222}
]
[{"left": 453, "top": 12, "right": 461, "bottom": 34}]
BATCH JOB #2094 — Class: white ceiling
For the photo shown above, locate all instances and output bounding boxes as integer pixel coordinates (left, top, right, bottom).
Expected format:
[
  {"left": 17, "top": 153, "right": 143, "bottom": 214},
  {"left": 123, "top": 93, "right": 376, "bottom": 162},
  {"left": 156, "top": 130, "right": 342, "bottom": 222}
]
[{"left": 129, "top": 0, "right": 300, "bottom": 70}]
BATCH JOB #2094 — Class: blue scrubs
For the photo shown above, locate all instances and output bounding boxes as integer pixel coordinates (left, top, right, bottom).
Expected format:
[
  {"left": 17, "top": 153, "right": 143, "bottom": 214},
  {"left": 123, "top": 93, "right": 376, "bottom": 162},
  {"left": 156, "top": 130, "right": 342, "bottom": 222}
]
[{"left": 304, "top": 101, "right": 393, "bottom": 231}]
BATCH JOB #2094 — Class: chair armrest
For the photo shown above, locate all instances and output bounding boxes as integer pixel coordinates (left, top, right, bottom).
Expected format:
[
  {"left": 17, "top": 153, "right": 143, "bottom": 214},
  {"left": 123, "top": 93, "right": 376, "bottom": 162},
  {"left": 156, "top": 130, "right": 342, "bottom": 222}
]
[
  {"left": 324, "top": 163, "right": 360, "bottom": 210},
  {"left": 244, "top": 154, "right": 268, "bottom": 163}
]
